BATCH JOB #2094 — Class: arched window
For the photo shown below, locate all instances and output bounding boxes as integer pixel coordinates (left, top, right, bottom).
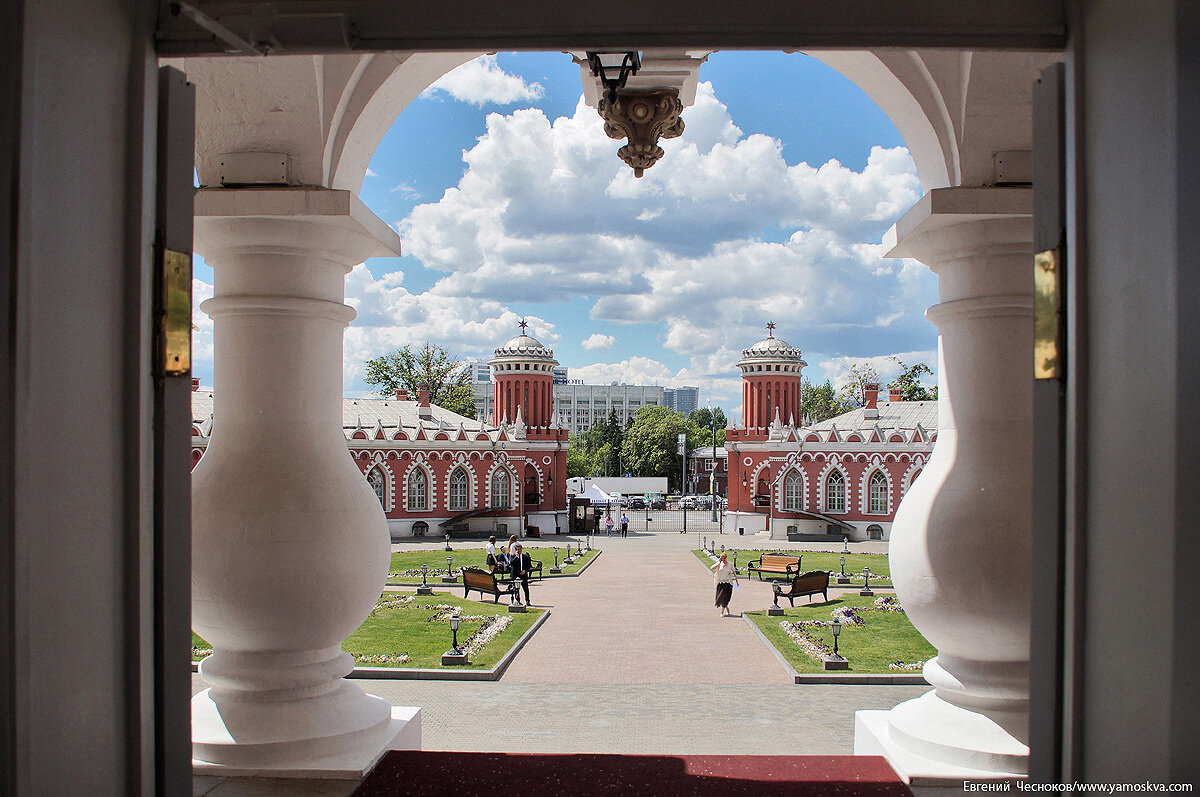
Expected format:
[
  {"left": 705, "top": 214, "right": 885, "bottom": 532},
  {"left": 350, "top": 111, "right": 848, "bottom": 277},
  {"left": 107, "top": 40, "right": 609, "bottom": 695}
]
[
  {"left": 825, "top": 470, "right": 845, "bottom": 513},
  {"left": 449, "top": 468, "right": 470, "bottom": 511},
  {"left": 407, "top": 468, "right": 427, "bottom": 511},
  {"left": 491, "top": 469, "right": 511, "bottom": 509},
  {"left": 367, "top": 466, "right": 386, "bottom": 509},
  {"left": 784, "top": 471, "right": 804, "bottom": 511},
  {"left": 869, "top": 471, "right": 889, "bottom": 513}
]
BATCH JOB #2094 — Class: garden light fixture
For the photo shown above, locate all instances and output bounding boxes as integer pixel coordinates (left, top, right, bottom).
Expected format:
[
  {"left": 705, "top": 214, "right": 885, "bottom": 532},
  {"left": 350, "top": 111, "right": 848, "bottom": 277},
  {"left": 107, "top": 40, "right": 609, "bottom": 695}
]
[
  {"left": 441, "top": 613, "right": 468, "bottom": 665},
  {"left": 445, "top": 531, "right": 452, "bottom": 551},
  {"left": 831, "top": 618, "right": 843, "bottom": 658},
  {"left": 860, "top": 567, "right": 874, "bottom": 597},
  {"left": 840, "top": 556, "right": 846, "bottom": 577},
  {"left": 449, "top": 615, "right": 461, "bottom": 654},
  {"left": 417, "top": 563, "right": 433, "bottom": 595}
]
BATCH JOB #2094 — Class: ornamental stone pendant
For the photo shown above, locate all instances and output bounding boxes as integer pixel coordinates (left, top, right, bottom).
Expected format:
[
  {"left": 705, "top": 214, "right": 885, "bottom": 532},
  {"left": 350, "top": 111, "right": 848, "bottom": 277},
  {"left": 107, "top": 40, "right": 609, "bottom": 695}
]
[{"left": 598, "top": 89, "right": 685, "bottom": 177}]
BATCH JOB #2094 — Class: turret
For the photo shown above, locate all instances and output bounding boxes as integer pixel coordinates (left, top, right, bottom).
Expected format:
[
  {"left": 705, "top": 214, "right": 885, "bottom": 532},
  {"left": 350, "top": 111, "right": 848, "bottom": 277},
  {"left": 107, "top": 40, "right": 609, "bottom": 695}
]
[
  {"left": 489, "top": 320, "right": 558, "bottom": 429},
  {"left": 737, "top": 322, "right": 806, "bottom": 432}
]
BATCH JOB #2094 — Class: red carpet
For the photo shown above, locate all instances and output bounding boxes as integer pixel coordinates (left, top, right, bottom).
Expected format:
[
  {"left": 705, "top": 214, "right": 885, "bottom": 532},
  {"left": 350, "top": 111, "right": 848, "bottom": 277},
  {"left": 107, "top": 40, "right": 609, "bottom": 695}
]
[{"left": 352, "top": 752, "right": 912, "bottom": 796}]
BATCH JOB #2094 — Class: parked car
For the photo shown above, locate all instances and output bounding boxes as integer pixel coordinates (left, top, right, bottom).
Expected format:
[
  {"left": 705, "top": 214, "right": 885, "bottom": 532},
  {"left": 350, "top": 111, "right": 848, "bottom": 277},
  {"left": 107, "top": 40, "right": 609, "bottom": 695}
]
[
  {"left": 628, "top": 497, "right": 647, "bottom": 510},
  {"left": 649, "top": 497, "right": 667, "bottom": 510},
  {"left": 678, "top": 496, "right": 699, "bottom": 509}
]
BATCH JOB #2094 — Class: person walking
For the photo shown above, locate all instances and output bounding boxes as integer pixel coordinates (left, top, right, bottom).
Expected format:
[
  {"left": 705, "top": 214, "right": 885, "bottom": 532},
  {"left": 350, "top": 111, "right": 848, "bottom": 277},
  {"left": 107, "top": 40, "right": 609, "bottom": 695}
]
[
  {"left": 710, "top": 552, "right": 738, "bottom": 617},
  {"left": 508, "top": 543, "right": 533, "bottom": 605},
  {"left": 604, "top": 513, "right": 614, "bottom": 536},
  {"left": 620, "top": 512, "right": 629, "bottom": 537}
]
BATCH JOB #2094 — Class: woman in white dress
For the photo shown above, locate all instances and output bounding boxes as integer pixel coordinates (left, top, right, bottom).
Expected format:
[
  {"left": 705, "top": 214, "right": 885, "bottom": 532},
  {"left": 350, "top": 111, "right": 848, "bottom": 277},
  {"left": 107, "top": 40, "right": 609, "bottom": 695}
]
[{"left": 710, "top": 552, "right": 739, "bottom": 617}]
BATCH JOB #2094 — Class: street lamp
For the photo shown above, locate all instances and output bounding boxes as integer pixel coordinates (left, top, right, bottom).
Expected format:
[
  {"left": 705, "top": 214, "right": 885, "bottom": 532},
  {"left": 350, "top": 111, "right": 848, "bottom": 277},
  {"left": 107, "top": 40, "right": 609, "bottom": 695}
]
[
  {"left": 445, "top": 531, "right": 452, "bottom": 551},
  {"left": 823, "top": 618, "right": 848, "bottom": 670},
  {"left": 417, "top": 563, "right": 433, "bottom": 595},
  {"left": 441, "top": 613, "right": 468, "bottom": 665},
  {"left": 768, "top": 583, "right": 784, "bottom": 616},
  {"left": 442, "top": 555, "right": 457, "bottom": 583},
  {"left": 550, "top": 547, "right": 561, "bottom": 574},
  {"left": 711, "top": 410, "right": 719, "bottom": 522},
  {"left": 860, "top": 567, "right": 874, "bottom": 597},
  {"left": 838, "top": 555, "right": 849, "bottom": 585}
]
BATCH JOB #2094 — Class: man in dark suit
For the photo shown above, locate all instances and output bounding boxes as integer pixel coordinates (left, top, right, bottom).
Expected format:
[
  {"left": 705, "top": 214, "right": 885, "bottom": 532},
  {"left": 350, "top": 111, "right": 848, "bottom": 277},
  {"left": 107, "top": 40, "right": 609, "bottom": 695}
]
[{"left": 508, "top": 543, "right": 533, "bottom": 606}]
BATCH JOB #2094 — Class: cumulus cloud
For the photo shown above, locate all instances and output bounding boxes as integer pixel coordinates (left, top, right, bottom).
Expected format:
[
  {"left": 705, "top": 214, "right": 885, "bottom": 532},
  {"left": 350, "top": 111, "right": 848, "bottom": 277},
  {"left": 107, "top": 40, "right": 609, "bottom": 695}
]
[
  {"left": 818, "top": 350, "right": 939, "bottom": 392},
  {"left": 580, "top": 333, "right": 616, "bottom": 352},
  {"left": 341, "top": 264, "right": 557, "bottom": 391},
  {"left": 192, "top": 278, "right": 214, "bottom": 367},
  {"left": 424, "top": 55, "right": 544, "bottom": 107},
  {"left": 399, "top": 81, "right": 934, "bottom": 383},
  {"left": 390, "top": 182, "right": 420, "bottom": 199}
]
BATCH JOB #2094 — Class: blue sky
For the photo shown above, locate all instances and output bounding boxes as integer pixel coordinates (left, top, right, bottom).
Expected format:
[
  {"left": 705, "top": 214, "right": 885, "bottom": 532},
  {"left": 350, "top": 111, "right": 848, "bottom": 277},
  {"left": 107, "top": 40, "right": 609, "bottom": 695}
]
[{"left": 193, "top": 51, "right": 939, "bottom": 416}]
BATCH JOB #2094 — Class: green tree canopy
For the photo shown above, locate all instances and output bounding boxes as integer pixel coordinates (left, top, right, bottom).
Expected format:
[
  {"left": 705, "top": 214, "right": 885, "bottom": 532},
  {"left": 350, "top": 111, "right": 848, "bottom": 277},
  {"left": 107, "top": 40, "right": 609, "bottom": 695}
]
[
  {"left": 800, "top": 379, "right": 847, "bottom": 425},
  {"left": 887, "top": 357, "right": 938, "bottom": 401},
  {"left": 363, "top": 342, "right": 477, "bottom": 418},
  {"left": 687, "top": 407, "right": 727, "bottom": 447},
  {"left": 620, "top": 406, "right": 707, "bottom": 492}
]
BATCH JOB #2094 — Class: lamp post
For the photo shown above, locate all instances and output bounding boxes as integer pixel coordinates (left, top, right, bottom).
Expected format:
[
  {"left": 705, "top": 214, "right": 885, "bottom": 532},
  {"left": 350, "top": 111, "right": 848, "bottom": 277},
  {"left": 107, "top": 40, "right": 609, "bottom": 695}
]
[
  {"left": 445, "top": 531, "right": 452, "bottom": 552},
  {"left": 860, "top": 566, "right": 874, "bottom": 597},
  {"left": 550, "top": 547, "right": 562, "bottom": 574},
  {"left": 843, "top": 535, "right": 849, "bottom": 554},
  {"left": 768, "top": 583, "right": 784, "bottom": 616},
  {"left": 838, "top": 555, "right": 850, "bottom": 585},
  {"left": 442, "top": 555, "right": 457, "bottom": 584},
  {"left": 711, "top": 411, "right": 719, "bottom": 523},
  {"left": 441, "top": 614, "right": 468, "bottom": 665},
  {"left": 823, "top": 618, "right": 848, "bottom": 670},
  {"left": 416, "top": 563, "right": 433, "bottom": 596}
]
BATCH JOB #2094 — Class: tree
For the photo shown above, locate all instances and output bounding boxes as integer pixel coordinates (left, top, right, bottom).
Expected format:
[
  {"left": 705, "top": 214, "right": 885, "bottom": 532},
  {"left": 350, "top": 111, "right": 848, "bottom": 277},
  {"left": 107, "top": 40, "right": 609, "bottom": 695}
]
[
  {"left": 566, "top": 434, "right": 594, "bottom": 478},
  {"left": 620, "top": 406, "right": 705, "bottom": 492},
  {"left": 688, "top": 407, "right": 727, "bottom": 447},
  {"left": 888, "top": 357, "right": 938, "bottom": 401},
  {"left": 363, "top": 342, "right": 477, "bottom": 418},
  {"left": 800, "top": 379, "right": 846, "bottom": 425},
  {"left": 836, "top": 362, "right": 881, "bottom": 408}
]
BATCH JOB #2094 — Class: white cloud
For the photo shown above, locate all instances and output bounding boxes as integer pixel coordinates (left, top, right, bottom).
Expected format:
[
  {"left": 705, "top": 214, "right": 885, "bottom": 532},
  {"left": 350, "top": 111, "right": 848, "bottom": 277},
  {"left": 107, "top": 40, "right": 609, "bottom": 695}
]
[
  {"left": 399, "top": 81, "right": 934, "bottom": 383},
  {"left": 341, "top": 264, "right": 558, "bottom": 391},
  {"left": 580, "top": 333, "right": 616, "bottom": 352},
  {"left": 390, "top": 182, "right": 420, "bottom": 199},
  {"left": 365, "top": 167, "right": 380, "bottom": 178},
  {"left": 818, "top": 350, "right": 939, "bottom": 392},
  {"left": 424, "top": 55, "right": 544, "bottom": 107},
  {"left": 192, "top": 278, "right": 214, "bottom": 368}
]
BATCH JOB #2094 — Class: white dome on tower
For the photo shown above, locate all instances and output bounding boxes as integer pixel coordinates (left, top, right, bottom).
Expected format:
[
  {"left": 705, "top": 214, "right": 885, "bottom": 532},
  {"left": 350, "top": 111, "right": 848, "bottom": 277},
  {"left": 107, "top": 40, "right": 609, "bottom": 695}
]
[{"left": 737, "top": 323, "right": 806, "bottom": 372}]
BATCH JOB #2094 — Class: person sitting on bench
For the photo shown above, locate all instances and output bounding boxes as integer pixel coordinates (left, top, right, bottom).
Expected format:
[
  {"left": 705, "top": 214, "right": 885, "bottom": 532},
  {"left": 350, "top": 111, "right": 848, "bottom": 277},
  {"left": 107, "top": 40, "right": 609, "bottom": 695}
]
[{"left": 508, "top": 543, "right": 534, "bottom": 606}]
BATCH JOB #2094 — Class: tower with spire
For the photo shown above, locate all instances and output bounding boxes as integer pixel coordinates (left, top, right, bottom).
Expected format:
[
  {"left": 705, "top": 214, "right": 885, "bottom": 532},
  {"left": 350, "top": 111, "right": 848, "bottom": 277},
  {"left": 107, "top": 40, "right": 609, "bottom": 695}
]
[
  {"left": 736, "top": 321, "right": 806, "bottom": 433},
  {"left": 488, "top": 319, "right": 559, "bottom": 431}
]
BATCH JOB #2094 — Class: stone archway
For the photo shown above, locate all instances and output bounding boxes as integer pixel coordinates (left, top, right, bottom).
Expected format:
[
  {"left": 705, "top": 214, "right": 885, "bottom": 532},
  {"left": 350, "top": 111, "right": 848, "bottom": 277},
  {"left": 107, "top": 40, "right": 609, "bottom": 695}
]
[{"left": 178, "top": 45, "right": 1052, "bottom": 784}]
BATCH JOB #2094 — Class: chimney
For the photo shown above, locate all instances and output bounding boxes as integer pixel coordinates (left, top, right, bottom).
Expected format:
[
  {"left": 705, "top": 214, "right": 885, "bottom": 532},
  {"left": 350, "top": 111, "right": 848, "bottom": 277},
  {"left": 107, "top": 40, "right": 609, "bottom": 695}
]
[
  {"left": 192, "top": 378, "right": 200, "bottom": 392},
  {"left": 863, "top": 383, "right": 879, "bottom": 409},
  {"left": 395, "top": 388, "right": 409, "bottom": 401},
  {"left": 417, "top": 384, "right": 432, "bottom": 419},
  {"left": 889, "top": 387, "right": 903, "bottom": 402}
]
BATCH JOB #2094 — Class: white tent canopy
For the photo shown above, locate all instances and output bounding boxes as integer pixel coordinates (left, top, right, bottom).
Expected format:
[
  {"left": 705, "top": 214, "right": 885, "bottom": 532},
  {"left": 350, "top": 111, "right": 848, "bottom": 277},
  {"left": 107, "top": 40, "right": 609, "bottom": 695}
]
[{"left": 580, "top": 484, "right": 619, "bottom": 506}]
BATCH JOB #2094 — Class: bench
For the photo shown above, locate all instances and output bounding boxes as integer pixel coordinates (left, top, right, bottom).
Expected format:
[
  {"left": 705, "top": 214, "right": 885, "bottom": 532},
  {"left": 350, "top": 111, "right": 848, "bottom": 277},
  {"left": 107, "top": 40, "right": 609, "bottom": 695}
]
[
  {"left": 773, "top": 570, "right": 831, "bottom": 606},
  {"left": 462, "top": 567, "right": 517, "bottom": 603},
  {"left": 492, "top": 556, "right": 544, "bottom": 582},
  {"left": 746, "top": 554, "right": 802, "bottom": 580}
]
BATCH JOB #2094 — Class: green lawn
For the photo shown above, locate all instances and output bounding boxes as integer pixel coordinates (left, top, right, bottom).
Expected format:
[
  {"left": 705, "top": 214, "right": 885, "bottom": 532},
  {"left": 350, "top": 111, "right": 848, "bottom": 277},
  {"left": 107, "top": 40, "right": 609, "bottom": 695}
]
[
  {"left": 192, "top": 592, "right": 543, "bottom": 669},
  {"left": 690, "top": 549, "right": 891, "bottom": 585},
  {"left": 744, "top": 594, "right": 934, "bottom": 673},
  {"left": 387, "top": 546, "right": 597, "bottom": 583}
]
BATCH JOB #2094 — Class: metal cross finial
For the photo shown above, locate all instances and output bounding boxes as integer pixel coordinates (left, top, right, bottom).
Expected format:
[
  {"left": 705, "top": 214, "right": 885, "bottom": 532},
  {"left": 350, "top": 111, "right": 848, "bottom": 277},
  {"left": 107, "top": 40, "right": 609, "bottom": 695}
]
[
  {"left": 765, "top": 321, "right": 776, "bottom": 337},
  {"left": 518, "top": 318, "right": 529, "bottom": 333}
]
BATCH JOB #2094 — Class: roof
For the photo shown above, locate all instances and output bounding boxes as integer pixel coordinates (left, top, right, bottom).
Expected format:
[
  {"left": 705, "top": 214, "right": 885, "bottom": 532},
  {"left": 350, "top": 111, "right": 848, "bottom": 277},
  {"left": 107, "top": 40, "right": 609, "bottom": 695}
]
[
  {"left": 690, "top": 446, "right": 728, "bottom": 459},
  {"left": 190, "top": 391, "right": 500, "bottom": 439},
  {"left": 491, "top": 332, "right": 557, "bottom": 363},
  {"left": 807, "top": 400, "right": 938, "bottom": 433}
]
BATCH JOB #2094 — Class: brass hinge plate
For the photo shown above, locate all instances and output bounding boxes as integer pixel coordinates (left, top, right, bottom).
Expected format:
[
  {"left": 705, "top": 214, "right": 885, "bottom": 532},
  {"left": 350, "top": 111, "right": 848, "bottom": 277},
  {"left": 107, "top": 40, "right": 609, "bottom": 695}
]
[
  {"left": 160, "top": 248, "right": 192, "bottom": 377},
  {"left": 1034, "top": 247, "right": 1062, "bottom": 380}
]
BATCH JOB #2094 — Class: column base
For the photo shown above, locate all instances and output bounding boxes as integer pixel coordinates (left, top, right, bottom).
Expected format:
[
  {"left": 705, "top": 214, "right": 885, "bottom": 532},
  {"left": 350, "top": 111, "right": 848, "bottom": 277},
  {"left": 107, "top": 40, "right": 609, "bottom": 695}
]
[
  {"left": 193, "top": 685, "right": 419, "bottom": 778},
  {"left": 855, "top": 692, "right": 1027, "bottom": 789}
]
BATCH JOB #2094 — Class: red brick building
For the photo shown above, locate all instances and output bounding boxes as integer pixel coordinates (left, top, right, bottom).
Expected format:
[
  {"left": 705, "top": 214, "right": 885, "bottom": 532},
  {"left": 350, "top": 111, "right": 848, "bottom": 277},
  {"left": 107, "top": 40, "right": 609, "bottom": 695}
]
[
  {"left": 190, "top": 329, "right": 569, "bottom": 540},
  {"left": 724, "top": 327, "right": 935, "bottom": 541}
]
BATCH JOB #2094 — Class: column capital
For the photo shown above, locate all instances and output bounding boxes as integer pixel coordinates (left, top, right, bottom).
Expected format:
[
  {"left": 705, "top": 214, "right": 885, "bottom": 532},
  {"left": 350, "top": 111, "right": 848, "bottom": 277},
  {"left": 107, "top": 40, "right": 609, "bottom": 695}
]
[
  {"left": 884, "top": 187, "right": 1032, "bottom": 271},
  {"left": 193, "top": 187, "right": 401, "bottom": 267}
]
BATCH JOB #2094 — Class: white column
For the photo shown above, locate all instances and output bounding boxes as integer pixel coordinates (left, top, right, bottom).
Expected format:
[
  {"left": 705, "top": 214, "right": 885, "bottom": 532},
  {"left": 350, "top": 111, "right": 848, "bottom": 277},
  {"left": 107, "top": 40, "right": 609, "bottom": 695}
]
[
  {"left": 190, "top": 188, "right": 418, "bottom": 776},
  {"left": 855, "top": 188, "right": 1033, "bottom": 783}
]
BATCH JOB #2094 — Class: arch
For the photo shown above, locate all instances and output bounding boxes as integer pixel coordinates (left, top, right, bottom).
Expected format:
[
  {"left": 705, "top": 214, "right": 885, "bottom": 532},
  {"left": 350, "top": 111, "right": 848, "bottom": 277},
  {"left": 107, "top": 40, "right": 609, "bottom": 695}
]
[
  {"left": 866, "top": 469, "right": 891, "bottom": 514},
  {"left": 367, "top": 464, "right": 388, "bottom": 511},
  {"left": 866, "top": 523, "right": 885, "bottom": 541},
  {"left": 406, "top": 466, "right": 430, "bottom": 511},
  {"left": 448, "top": 466, "right": 471, "bottom": 512},
  {"left": 782, "top": 469, "right": 806, "bottom": 511},
  {"left": 411, "top": 520, "right": 429, "bottom": 537},
  {"left": 489, "top": 467, "right": 512, "bottom": 509},
  {"left": 823, "top": 468, "right": 847, "bottom": 514}
]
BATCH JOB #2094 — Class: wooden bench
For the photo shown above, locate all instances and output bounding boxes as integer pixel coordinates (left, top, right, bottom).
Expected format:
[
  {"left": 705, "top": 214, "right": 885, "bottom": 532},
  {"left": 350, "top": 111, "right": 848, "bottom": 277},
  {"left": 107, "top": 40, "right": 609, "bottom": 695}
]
[
  {"left": 772, "top": 570, "right": 831, "bottom": 606},
  {"left": 462, "top": 567, "right": 517, "bottom": 603},
  {"left": 492, "top": 556, "right": 544, "bottom": 582},
  {"left": 746, "top": 553, "right": 802, "bottom": 580}
]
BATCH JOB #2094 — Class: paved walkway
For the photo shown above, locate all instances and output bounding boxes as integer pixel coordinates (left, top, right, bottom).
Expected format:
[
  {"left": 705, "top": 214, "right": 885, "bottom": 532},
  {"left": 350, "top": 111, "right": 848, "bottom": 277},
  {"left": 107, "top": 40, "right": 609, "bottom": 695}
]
[
  {"left": 193, "top": 531, "right": 921, "bottom": 795},
  {"left": 503, "top": 547, "right": 784, "bottom": 683}
]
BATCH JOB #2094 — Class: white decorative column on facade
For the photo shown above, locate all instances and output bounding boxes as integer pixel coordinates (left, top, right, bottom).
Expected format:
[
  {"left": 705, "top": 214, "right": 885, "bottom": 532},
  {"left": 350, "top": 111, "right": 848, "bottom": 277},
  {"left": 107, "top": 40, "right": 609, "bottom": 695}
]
[
  {"left": 190, "top": 188, "right": 418, "bottom": 775},
  {"left": 856, "top": 187, "right": 1033, "bottom": 783}
]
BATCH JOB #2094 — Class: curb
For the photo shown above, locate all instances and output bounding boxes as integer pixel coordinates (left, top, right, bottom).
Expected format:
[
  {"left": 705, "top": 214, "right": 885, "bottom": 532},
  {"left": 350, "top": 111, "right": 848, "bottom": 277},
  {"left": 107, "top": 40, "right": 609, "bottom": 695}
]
[
  {"left": 385, "top": 549, "right": 602, "bottom": 587},
  {"left": 191, "top": 608, "right": 551, "bottom": 682},
  {"left": 741, "top": 614, "right": 929, "bottom": 686}
]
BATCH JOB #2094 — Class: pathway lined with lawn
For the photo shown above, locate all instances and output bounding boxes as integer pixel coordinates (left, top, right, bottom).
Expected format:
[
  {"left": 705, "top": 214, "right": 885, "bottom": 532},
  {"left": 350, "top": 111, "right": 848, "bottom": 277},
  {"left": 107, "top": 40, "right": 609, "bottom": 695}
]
[{"left": 503, "top": 546, "right": 787, "bottom": 684}]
